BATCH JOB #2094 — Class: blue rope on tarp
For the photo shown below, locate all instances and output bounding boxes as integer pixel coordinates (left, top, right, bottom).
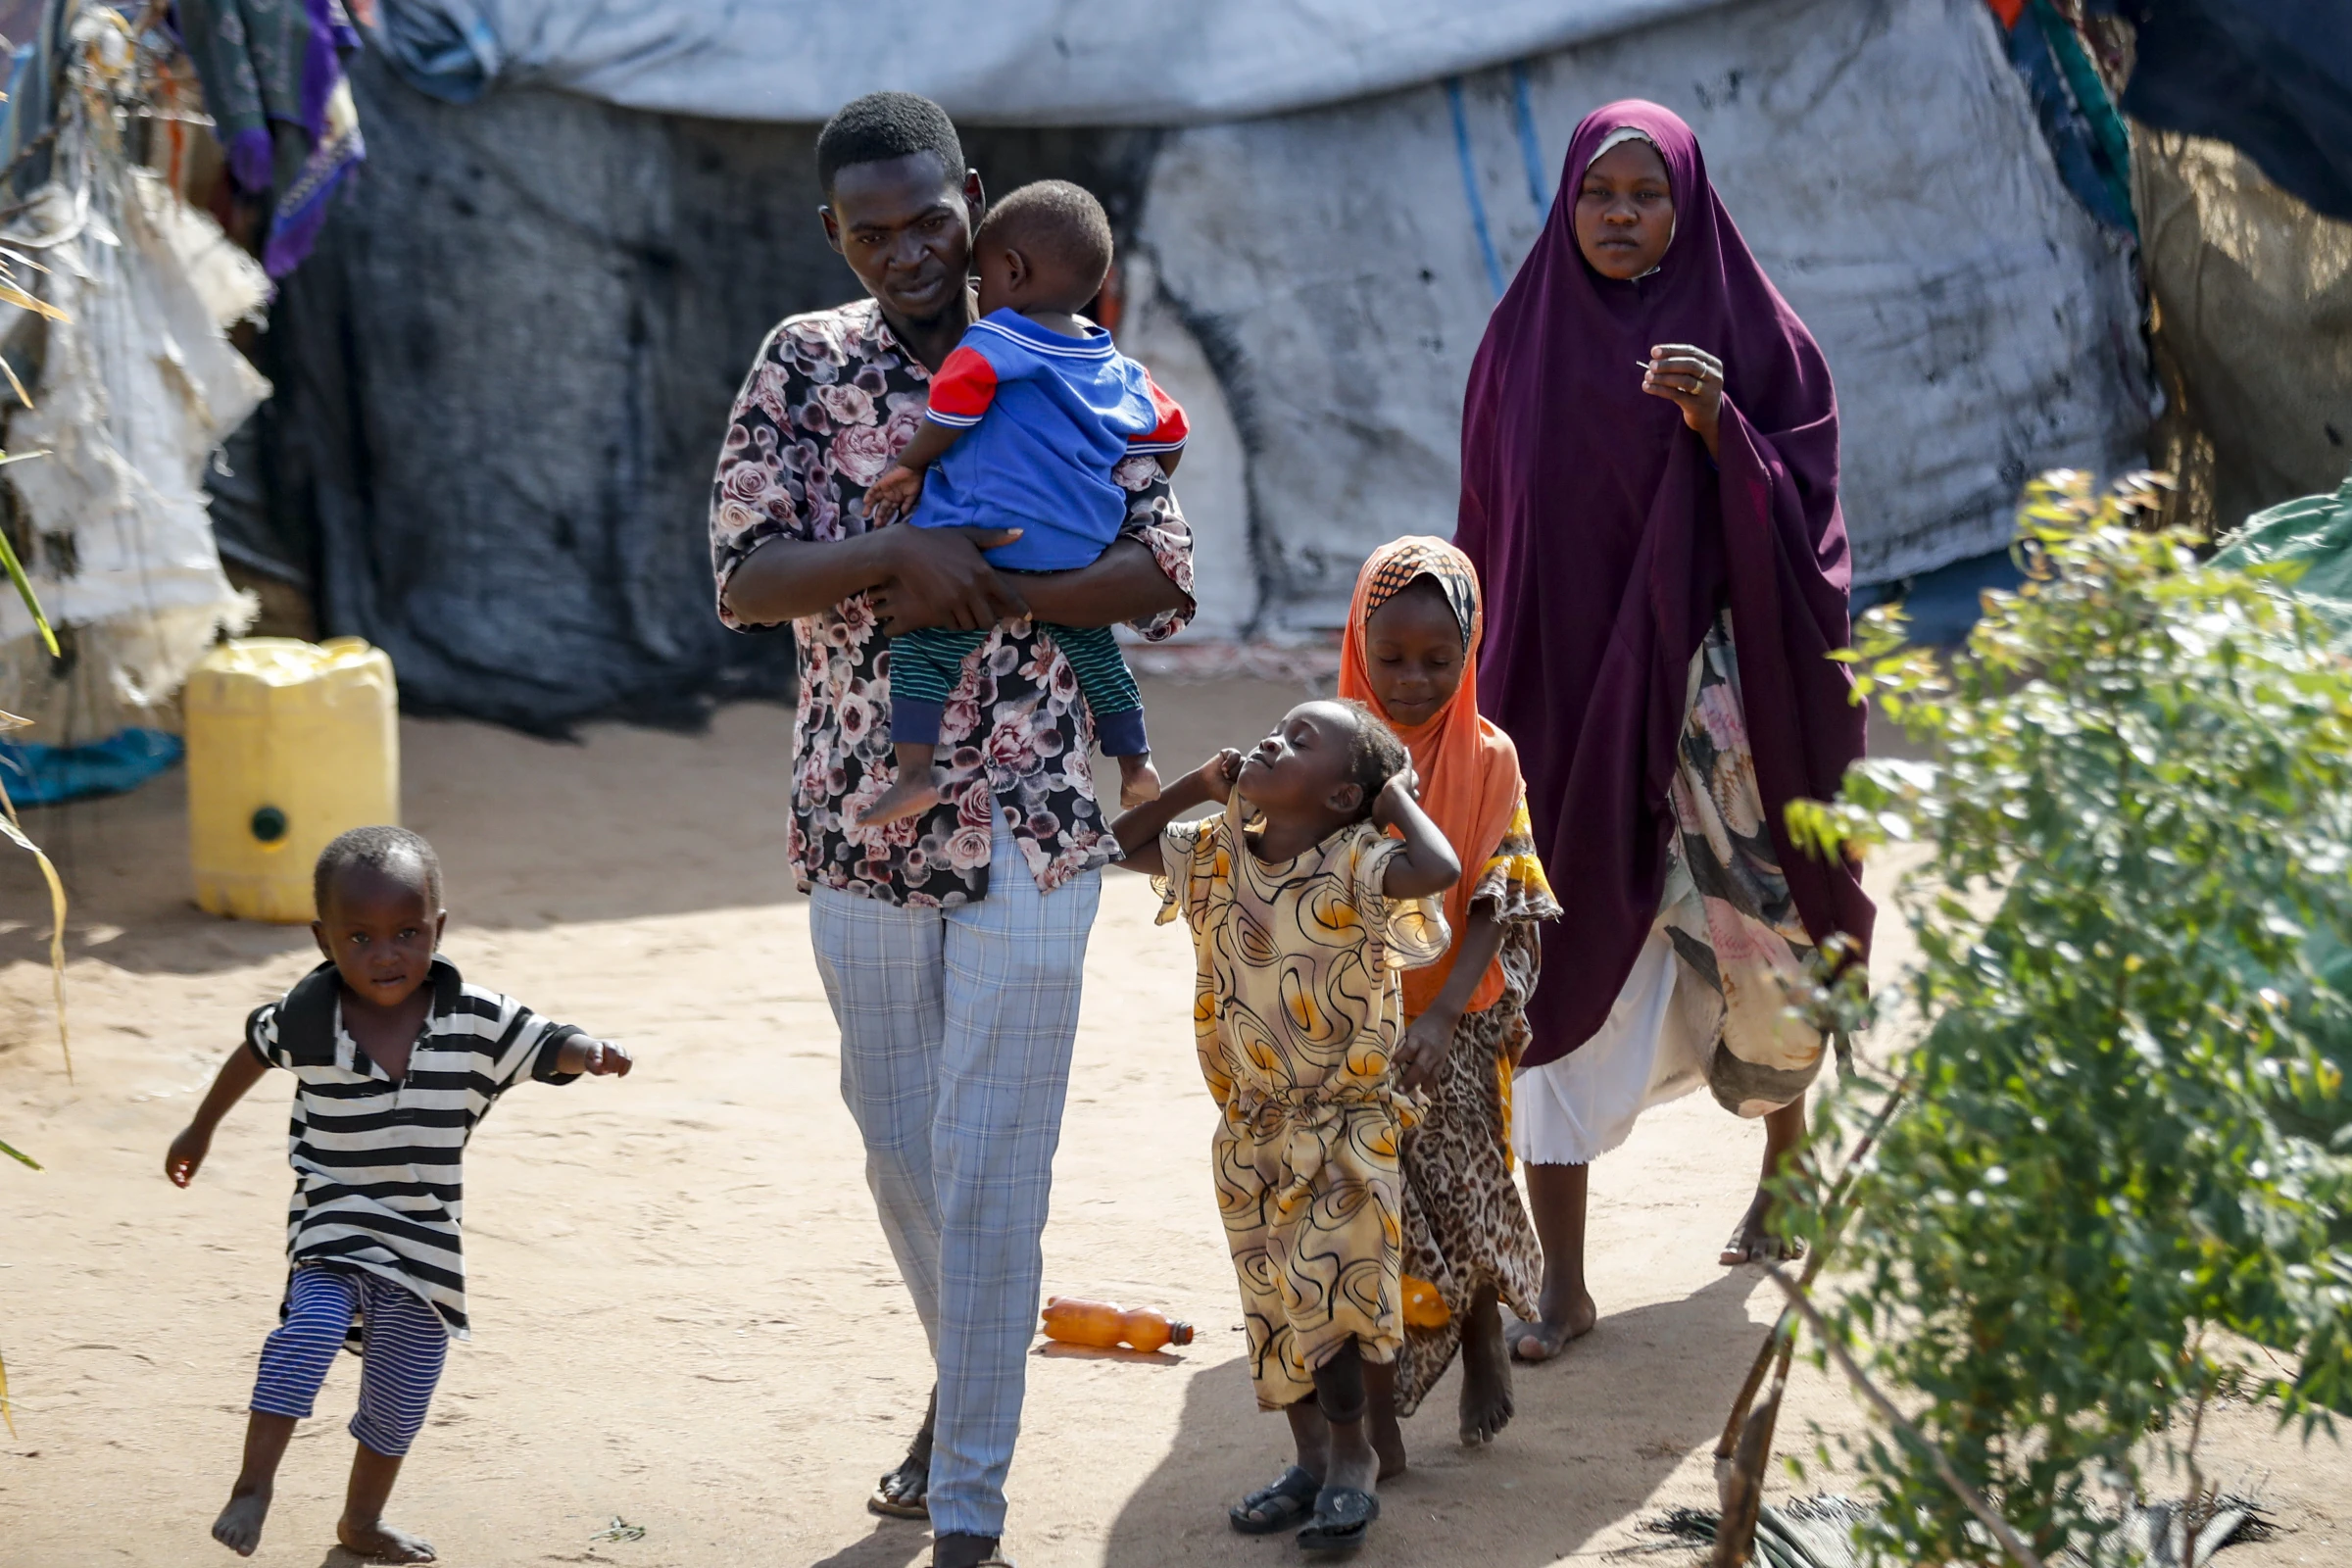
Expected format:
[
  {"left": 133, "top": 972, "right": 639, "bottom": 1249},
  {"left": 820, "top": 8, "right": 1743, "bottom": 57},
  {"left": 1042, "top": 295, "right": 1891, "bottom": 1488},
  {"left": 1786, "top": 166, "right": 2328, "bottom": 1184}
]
[
  {"left": 1446, "top": 76, "right": 1507, "bottom": 298},
  {"left": 1510, "top": 61, "right": 1550, "bottom": 215}
]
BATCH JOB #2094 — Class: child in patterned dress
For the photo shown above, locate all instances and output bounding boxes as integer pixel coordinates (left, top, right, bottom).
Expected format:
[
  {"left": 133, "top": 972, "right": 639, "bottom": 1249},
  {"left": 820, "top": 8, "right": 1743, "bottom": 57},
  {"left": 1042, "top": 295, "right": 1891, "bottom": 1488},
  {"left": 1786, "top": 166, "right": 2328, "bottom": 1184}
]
[
  {"left": 1110, "top": 700, "right": 1459, "bottom": 1554},
  {"left": 1340, "top": 537, "right": 1560, "bottom": 1460}
]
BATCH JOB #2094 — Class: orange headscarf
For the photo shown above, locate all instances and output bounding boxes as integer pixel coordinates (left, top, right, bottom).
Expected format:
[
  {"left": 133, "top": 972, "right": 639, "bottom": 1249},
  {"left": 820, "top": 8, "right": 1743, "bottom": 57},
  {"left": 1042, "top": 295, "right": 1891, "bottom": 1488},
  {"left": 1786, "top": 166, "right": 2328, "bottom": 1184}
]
[{"left": 1340, "top": 536, "right": 1526, "bottom": 1019}]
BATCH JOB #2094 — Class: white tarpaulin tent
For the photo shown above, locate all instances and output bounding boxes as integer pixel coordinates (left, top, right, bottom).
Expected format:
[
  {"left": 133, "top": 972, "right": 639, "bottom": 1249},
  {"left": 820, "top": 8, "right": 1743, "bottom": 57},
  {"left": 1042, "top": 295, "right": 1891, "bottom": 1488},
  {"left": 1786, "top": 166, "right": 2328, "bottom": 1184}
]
[
  {"left": 372, "top": 0, "right": 1751, "bottom": 124},
  {"left": 253, "top": 0, "right": 2150, "bottom": 723},
  {"left": 1130, "top": 0, "right": 2151, "bottom": 627}
]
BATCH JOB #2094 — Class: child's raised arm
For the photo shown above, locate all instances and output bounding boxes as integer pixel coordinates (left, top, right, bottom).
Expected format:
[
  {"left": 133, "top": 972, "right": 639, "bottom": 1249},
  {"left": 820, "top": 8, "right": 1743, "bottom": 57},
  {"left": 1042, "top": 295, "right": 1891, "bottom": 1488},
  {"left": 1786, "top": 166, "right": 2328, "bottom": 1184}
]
[
  {"left": 1110, "top": 749, "right": 1242, "bottom": 876},
  {"left": 1371, "top": 769, "right": 1463, "bottom": 898},
  {"left": 166, "top": 1042, "right": 272, "bottom": 1188}
]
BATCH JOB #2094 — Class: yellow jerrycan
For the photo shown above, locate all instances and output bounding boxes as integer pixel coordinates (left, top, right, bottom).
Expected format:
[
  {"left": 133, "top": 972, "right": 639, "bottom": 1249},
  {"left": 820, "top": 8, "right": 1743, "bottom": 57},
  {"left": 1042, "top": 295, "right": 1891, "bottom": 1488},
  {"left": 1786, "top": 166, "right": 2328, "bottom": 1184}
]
[{"left": 185, "top": 638, "right": 400, "bottom": 923}]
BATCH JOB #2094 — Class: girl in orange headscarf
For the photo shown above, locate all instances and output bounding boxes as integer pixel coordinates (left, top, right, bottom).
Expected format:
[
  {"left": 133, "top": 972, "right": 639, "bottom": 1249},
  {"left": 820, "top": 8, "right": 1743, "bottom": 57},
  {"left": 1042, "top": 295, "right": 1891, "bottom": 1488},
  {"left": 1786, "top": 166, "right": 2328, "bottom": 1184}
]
[{"left": 1341, "top": 537, "right": 1560, "bottom": 1458}]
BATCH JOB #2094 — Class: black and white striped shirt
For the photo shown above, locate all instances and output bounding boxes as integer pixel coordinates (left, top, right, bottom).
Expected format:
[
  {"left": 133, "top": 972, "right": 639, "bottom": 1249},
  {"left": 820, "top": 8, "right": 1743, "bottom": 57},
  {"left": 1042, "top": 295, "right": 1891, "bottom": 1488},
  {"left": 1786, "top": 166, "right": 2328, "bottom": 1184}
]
[{"left": 245, "top": 956, "right": 581, "bottom": 1339}]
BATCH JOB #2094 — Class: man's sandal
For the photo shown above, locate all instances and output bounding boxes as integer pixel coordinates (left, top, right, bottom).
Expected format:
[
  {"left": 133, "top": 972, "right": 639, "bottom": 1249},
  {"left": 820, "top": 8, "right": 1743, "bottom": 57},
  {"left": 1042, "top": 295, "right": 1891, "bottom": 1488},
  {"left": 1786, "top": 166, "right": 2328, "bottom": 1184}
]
[
  {"left": 1296, "top": 1485, "right": 1380, "bottom": 1553},
  {"left": 1228, "top": 1465, "right": 1321, "bottom": 1535},
  {"left": 867, "top": 1451, "right": 928, "bottom": 1519}
]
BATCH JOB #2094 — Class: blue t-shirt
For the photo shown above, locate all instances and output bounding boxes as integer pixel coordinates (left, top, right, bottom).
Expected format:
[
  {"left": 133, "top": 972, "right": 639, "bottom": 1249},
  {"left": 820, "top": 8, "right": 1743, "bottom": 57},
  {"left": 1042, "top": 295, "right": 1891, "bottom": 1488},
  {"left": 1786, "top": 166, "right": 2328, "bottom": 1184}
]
[{"left": 913, "top": 310, "right": 1188, "bottom": 572}]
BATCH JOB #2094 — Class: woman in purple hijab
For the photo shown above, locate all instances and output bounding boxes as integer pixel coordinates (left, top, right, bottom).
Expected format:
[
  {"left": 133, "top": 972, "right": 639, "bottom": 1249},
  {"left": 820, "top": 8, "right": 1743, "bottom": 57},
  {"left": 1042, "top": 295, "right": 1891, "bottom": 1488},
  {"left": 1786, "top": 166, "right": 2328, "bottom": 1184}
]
[{"left": 1454, "top": 101, "right": 1873, "bottom": 1361}]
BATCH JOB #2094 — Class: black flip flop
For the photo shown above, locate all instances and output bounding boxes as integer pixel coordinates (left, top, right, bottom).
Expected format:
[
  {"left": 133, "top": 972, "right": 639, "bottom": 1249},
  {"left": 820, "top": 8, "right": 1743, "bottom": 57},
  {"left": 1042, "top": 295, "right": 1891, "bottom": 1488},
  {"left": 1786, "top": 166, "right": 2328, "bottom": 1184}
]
[
  {"left": 1227, "top": 1465, "right": 1320, "bottom": 1535},
  {"left": 1297, "top": 1485, "right": 1380, "bottom": 1553}
]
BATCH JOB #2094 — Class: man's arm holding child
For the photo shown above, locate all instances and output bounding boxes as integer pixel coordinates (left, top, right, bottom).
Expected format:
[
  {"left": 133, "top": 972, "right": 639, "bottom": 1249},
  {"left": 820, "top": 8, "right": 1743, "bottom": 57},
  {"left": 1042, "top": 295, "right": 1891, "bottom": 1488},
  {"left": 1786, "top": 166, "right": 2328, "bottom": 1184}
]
[
  {"left": 1372, "top": 770, "right": 1463, "bottom": 898},
  {"left": 165, "top": 1042, "right": 271, "bottom": 1187},
  {"left": 1111, "top": 749, "right": 1242, "bottom": 877}
]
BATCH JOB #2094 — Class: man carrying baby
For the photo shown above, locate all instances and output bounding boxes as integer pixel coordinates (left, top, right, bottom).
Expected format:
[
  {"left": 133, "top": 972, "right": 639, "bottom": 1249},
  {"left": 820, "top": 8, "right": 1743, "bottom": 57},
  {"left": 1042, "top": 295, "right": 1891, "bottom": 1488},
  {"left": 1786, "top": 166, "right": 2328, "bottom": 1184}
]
[{"left": 708, "top": 91, "right": 1195, "bottom": 1568}]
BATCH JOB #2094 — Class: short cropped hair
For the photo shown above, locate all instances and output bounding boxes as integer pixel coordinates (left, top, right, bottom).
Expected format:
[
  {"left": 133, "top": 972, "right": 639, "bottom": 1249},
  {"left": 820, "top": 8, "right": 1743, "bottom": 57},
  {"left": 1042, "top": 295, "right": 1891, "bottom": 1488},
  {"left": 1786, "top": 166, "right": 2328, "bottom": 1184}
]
[
  {"left": 815, "top": 91, "right": 964, "bottom": 195},
  {"left": 975, "top": 179, "right": 1114, "bottom": 296},
  {"left": 1334, "top": 700, "right": 1411, "bottom": 805},
  {"left": 314, "top": 825, "right": 444, "bottom": 916}
]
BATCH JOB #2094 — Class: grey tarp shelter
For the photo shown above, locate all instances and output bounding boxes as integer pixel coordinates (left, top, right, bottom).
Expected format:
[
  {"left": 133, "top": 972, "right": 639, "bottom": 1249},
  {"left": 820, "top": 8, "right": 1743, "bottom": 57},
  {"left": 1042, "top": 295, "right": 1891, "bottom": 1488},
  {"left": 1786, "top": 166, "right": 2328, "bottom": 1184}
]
[{"left": 228, "top": 0, "right": 2150, "bottom": 727}]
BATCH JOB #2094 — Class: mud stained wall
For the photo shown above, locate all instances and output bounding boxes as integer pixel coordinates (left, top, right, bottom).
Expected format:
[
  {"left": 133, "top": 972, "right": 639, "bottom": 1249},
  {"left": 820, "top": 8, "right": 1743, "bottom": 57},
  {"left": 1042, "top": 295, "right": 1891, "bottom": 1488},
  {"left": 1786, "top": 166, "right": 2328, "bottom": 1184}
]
[{"left": 257, "top": 54, "right": 1157, "bottom": 730}]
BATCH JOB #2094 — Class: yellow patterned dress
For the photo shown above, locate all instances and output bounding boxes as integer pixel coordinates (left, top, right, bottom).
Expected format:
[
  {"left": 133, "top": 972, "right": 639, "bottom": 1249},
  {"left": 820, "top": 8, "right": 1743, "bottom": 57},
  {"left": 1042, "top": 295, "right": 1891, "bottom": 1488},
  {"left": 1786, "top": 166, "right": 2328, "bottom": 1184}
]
[{"left": 1155, "top": 800, "right": 1450, "bottom": 1409}]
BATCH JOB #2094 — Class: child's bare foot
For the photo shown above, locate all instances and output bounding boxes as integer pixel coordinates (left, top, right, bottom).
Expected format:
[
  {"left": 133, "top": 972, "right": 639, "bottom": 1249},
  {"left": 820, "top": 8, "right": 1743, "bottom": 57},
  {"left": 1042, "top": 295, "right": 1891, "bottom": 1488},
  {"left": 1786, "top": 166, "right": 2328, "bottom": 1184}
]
[
  {"left": 1116, "top": 754, "right": 1161, "bottom": 810},
  {"left": 858, "top": 774, "right": 943, "bottom": 828},
  {"left": 211, "top": 1484, "right": 271, "bottom": 1556},
  {"left": 1507, "top": 1283, "right": 1596, "bottom": 1363},
  {"left": 338, "top": 1514, "right": 437, "bottom": 1563},
  {"left": 1458, "top": 1284, "right": 1515, "bottom": 1445}
]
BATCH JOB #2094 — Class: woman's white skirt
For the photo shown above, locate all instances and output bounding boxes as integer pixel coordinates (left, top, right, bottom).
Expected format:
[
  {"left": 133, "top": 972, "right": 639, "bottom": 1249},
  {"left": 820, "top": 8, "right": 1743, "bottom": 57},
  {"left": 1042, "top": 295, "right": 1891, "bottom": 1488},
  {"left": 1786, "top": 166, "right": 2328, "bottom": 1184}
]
[{"left": 1509, "top": 922, "right": 1709, "bottom": 1166}]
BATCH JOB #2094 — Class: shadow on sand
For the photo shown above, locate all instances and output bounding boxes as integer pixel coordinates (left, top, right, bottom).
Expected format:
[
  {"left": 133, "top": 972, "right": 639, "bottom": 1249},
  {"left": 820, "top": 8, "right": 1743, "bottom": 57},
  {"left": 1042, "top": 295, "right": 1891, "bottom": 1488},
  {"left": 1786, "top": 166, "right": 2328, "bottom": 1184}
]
[
  {"left": 806, "top": 1520, "right": 931, "bottom": 1568},
  {"left": 1102, "top": 1270, "right": 1759, "bottom": 1567}
]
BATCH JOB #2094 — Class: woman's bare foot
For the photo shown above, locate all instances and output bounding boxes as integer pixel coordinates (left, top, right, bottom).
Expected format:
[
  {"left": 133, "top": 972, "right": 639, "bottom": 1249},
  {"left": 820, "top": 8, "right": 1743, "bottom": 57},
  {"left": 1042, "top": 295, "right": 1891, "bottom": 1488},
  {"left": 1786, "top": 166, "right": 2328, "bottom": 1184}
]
[
  {"left": 1718, "top": 1188, "right": 1804, "bottom": 1265},
  {"left": 858, "top": 773, "right": 943, "bottom": 828},
  {"left": 1116, "top": 754, "right": 1161, "bottom": 810},
  {"left": 337, "top": 1514, "right": 436, "bottom": 1563},
  {"left": 211, "top": 1484, "right": 271, "bottom": 1556},
  {"left": 1457, "top": 1284, "right": 1515, "bottom": 1444},
  {"left": 1507, "top": 1284, "right": 1596, "bottom": 1363}
]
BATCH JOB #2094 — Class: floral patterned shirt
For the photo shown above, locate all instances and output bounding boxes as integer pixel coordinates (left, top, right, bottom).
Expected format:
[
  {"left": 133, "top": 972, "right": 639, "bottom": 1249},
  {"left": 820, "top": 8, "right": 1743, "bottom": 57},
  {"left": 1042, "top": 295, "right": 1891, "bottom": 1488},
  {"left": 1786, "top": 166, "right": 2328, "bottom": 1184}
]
[{"left": 710, "top": 297, "right": 1196, "bottom": 906}]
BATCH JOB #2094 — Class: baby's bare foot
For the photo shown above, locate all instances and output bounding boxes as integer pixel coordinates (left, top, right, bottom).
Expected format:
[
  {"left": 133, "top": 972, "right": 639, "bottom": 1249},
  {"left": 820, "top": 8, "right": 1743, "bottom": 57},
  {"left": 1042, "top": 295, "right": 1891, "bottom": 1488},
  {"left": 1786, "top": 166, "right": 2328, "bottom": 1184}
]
[
  {"left": 338, "top": 1514, "right": 437, "bottom": 1563},
  {"left": 212, "top": 1484, "right": 271, "bottom": 1556},
  {"left": 858, "top": 775, "right": 943, "bottom": 828},
  {"left": 1117, "top": 755, "right": 1161, "bottom": 810}
]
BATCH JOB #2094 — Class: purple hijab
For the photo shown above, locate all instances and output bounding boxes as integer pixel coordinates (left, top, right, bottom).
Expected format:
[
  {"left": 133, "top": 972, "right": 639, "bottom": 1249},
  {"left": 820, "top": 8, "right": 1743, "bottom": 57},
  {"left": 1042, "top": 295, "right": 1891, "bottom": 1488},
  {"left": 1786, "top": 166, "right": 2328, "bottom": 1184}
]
[{"left": 1454, "top": 101, "right": 1873, "bottom": 1067}]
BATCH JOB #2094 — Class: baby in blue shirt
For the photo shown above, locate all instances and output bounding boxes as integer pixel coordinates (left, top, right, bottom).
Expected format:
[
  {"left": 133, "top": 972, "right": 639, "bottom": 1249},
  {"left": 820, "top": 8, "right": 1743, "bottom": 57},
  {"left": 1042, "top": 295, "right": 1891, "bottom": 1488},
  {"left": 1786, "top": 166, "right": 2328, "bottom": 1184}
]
[{"left": 858, "top": 179, "right": 1188, "bottom": 829}]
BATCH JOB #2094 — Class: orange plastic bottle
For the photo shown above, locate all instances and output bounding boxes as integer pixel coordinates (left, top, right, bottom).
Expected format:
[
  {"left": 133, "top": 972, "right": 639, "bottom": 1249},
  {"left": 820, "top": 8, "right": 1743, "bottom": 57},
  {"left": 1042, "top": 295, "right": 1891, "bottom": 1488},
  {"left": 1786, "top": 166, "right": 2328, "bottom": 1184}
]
[{"left": 1040, "top": 1296, "right": 1195, "bottom": 1352}]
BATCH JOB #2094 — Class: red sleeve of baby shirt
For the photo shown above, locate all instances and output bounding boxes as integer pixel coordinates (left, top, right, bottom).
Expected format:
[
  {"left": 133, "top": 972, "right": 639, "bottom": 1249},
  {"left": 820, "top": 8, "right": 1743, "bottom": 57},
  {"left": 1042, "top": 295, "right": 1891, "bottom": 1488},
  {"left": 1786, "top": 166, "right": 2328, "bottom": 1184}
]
[
  {"left": 925, "top": 346, "right": 999, "bottom": 429},
  {"left": 1128, "top": 370, "right": 1189, "bottom": 454}
]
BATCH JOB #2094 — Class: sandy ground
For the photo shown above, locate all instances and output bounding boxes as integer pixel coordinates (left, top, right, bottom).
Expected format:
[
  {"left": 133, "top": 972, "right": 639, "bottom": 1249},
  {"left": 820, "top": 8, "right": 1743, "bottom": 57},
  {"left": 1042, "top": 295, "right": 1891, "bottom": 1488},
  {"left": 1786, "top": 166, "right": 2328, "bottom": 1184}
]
[{"left": 2, "top": 676, "right": 2345, "bottom": 1568}]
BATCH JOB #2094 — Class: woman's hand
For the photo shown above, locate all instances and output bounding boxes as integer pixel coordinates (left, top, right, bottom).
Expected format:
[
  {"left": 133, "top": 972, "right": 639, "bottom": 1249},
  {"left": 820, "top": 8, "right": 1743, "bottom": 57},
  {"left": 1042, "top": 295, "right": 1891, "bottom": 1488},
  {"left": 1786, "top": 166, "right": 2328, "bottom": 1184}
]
[
  {"left": 1199, "top": 749, "right": 1244, "bottom": 806},
  {"left": 1642, "top": 343, "right": 1724, "bottom": 458},
  {"left": 1393, "top": 1007, "right": 1459, "bottom": 1097},
  {"left": 867, "top": 525, "right": 1028, "bottom": 632}
]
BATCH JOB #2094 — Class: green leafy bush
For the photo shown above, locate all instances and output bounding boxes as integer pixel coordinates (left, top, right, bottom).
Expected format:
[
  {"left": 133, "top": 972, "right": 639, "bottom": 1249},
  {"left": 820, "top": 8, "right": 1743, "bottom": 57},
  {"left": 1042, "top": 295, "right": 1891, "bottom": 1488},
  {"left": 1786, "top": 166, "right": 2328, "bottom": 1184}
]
[{"left": 1786, "top": 471, "right": 2352, "bottom": 1566}]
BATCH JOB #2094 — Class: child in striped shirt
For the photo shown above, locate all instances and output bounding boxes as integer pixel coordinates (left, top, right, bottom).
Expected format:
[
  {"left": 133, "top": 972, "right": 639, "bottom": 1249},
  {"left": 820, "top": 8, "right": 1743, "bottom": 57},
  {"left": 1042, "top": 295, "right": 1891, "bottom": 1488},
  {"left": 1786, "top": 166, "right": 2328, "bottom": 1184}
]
[
  {"left": 856, "top": 177, "right": 1188, "bottom": 829},
  {"left": 166, "top": 826, "right": 632, "bottom": 1564}
]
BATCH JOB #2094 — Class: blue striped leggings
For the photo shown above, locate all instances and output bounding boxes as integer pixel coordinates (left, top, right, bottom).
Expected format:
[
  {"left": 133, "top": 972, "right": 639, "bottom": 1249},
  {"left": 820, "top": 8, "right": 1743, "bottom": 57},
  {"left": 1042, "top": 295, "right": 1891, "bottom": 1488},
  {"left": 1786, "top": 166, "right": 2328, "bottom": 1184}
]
[{"left": 250, "top": 1266, "right": 448, "bottom": 1457}]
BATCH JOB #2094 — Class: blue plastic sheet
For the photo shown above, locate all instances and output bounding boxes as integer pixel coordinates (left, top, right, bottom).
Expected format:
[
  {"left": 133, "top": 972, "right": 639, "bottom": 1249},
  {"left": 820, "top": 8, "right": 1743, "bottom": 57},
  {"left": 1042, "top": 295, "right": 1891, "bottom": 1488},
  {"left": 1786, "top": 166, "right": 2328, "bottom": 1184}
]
[
  {"left": 2090, "top": 0, "right": 2352, "bottom": 222},
  {"left": 0, "top": 728, "right": 185, "bottom": 807}
]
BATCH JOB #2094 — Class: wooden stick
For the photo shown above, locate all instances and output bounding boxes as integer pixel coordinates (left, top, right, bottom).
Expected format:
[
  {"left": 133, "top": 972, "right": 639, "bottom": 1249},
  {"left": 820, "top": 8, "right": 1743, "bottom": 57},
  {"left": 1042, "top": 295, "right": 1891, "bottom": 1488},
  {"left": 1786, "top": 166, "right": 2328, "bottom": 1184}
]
[
  {"left": 1763, "top": 1265, "right": 2049, "bottom": 1568},
  {"left": 1715, "top": 1066, "right": 1906, "bottom": 1462}
]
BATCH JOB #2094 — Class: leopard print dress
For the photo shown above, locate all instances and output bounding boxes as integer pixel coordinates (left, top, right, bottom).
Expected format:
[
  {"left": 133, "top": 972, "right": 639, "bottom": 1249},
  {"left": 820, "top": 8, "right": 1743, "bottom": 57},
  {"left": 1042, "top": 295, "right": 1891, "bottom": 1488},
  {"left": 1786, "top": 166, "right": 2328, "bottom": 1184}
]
[{"left": 1395, "top": 803, "right": 1558, "bottom": 1415}]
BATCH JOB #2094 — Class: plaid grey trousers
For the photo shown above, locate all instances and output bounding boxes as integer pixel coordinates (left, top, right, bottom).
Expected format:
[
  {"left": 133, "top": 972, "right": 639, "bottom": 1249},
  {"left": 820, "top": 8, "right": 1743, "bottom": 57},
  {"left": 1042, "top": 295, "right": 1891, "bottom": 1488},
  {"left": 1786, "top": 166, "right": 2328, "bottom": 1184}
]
[{"left": 808, "top": 812, "right": 1102, "bottom": 1541}]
